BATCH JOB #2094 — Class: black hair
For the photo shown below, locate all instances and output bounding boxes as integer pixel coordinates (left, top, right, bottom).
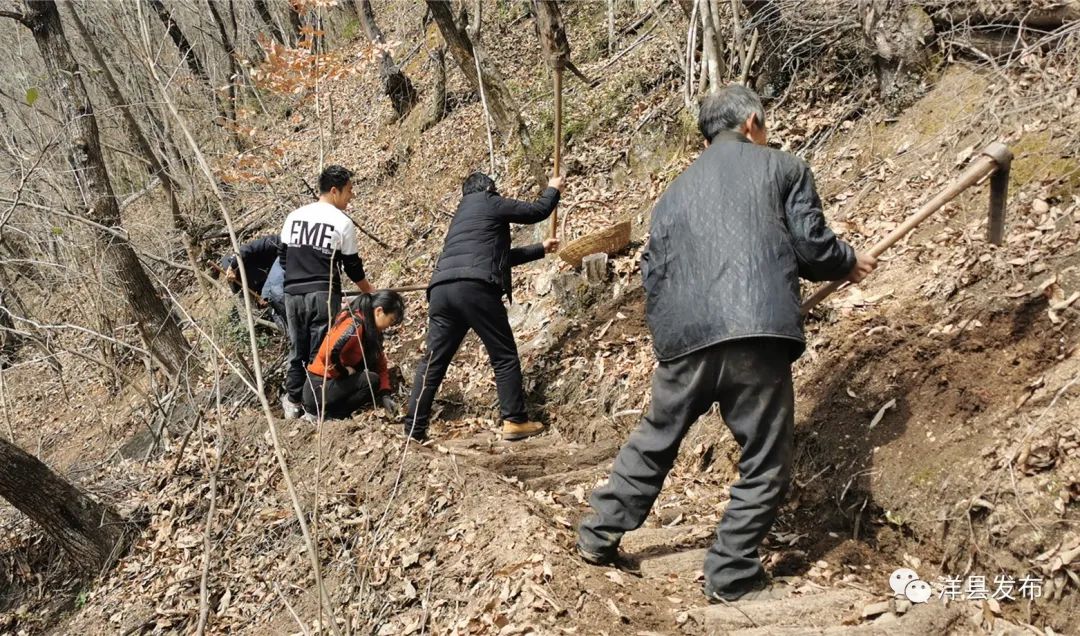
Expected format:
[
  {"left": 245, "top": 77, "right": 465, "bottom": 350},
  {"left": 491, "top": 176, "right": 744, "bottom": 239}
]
[
  {"left": 462, "top": 172, "right": 497, "bottom": 196},
  {"left": 347, "top": 290, "right": 405, "bottom": 365},
  {"left": 319, "top": 164, "right": 353, "bottom": 194},
  {"left": 698, "top": 85, "right": 766, "bottom": 144}
]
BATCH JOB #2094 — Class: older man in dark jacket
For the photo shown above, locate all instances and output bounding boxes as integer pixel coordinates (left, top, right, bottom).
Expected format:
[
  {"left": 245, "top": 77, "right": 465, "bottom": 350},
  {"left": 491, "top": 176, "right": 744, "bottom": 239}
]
[
  {"left": 404, "top": 172, "right": 564, "bottom": 442},
  {"left": 577, "top": 85, "right": 876, "bottom": 603}
]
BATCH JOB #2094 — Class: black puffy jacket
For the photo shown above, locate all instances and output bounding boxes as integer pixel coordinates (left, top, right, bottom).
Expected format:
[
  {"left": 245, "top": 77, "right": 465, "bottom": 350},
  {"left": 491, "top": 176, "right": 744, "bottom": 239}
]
[
  {"left": 428, "top": 187, "right": 560, "bottom": 302},
  {"left": 643, "top": 131, "right": 855, "bottom": 362},
  {"left": 222, "top": 235, "right": 281, "bottom": 295}
]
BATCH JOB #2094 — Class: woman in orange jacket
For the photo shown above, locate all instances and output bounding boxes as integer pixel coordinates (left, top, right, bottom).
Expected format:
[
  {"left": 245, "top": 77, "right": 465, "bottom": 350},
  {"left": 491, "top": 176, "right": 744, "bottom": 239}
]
[{"left": 303, "top": 290, "right": 405, "bottom": 420}]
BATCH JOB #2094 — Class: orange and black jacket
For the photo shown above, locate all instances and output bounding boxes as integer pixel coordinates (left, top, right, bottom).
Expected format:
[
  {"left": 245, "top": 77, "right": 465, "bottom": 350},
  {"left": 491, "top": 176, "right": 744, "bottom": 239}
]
[{"left": 307, "top": 310, "right": 391, "bottom": 393}]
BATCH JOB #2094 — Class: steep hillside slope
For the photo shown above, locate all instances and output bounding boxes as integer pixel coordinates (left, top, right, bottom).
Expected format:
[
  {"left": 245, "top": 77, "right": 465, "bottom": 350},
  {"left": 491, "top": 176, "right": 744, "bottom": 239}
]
[{"left": 0, "top": 2, "right": 1077, "bottom": 635}]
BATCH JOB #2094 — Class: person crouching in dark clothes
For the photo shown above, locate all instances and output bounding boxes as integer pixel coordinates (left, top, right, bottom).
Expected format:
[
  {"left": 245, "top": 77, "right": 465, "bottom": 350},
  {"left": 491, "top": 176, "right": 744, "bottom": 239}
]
[
  {"left": 219, "top": 234, "right": 286, "bottom": 328},
  {"left": 404, "top": 171, "right": 564, "bottom": 442},
  {"left": 221, "top": 234, "right": 280, "bottom": 297},
  {"left": 303, "top": 291, "right": 405, "bottom": 421}
]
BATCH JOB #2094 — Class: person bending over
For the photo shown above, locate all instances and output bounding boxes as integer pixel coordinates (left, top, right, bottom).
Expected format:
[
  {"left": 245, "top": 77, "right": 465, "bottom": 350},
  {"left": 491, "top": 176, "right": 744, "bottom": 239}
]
[{"left": 220, "top": 234, "right": 286, "bottom": 328}]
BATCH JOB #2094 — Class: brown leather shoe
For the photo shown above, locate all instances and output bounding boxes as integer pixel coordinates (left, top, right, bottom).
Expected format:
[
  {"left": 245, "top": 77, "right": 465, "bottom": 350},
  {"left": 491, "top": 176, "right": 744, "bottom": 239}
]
[{"left": 502, "top": 420, "right": 545, "bottom": 441}]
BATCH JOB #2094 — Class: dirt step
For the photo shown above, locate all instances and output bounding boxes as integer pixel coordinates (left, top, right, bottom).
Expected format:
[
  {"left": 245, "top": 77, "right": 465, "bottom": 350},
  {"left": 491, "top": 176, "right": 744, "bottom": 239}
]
[
  {"left": 524, "top": 462, "right": 611, "bottom": 491},
  {"left": 687, "top": 587, "right": 870, "bottom": 631},
  {"left": 716, "top": 599, "right": 967, "bottom": 635},
  {"left": 443, "top": 433, "right": 620, "bottom": 481},
  {"left": 438, "top": 428, "right": 565, "bottom": 454},
  {"left": 621, "top": 525, "right": 714, "bottom": 559},
  {"left": 640, "top": 548, "right": 709, "bottom": 580}
]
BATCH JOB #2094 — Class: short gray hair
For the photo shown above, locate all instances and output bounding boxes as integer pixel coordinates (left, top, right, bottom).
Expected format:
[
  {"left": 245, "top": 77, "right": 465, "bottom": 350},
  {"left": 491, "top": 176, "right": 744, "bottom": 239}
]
[{"left": 697, "top": 85, "right": 766, "bottom": 143}]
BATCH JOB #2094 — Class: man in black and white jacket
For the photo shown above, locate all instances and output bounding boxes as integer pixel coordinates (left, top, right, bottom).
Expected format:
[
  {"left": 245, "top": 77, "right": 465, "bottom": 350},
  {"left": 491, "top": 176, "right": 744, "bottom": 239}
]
[{"left": 278, "top": 165, "right": 375, "bottom": 419}]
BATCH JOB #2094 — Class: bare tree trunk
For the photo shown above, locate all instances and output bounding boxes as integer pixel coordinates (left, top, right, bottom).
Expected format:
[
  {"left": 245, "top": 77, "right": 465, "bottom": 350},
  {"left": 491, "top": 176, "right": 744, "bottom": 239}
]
[
  {"left": 859, "top": 0, "right": 935, "bottom": 107},
  {"left": 206, "top": 0, "right": 241, "bottom": 139},
  {"left": 935, "top": 0, "right": 1080, "bottom": 29},
  {"left": 533, "top": 0, "right": 570, "bottom": 70},
  {"left": 287, "top": 2, "right": 303, "bottom": 46},
  {"left": 421, "top": 45, "right": 447, "bottom": 132},
  {"left": 426, "top": 0, "right": 546, "bottom": 189},
  {"left": 709, "top": 0, "right": 723, "bottom": 45},
  {"left": 356, "top": 0, "right": 419, "bottom": 119},
  {"left": 0, "top": 436, "right": 129, "bottom": 573},
  {"left": 0, "top": 291, "right": 21, "bottom": 367},
  {"left": 148, "top": 0, "right": 211, "bottom": 85},
  {"left": 607, "top": 0, "right": 615, "bottom": 55},
  {"left": 253, "top": 0, "right": 286, "bottom": 45},
  {"left": 22, "top": 0, "right": 192, "bottom": 377},
  {"left": 742, "top": 0, "right": 787, "bottom": 99},
  {"left": 728, "top": 0, "right": 746, "bottom": 74},
  {"left": 66, "top": 6, "right": 213, "bottom": 298},
  {"left": 684, "top": 0, "right": 700, "bottom": 111},
  {"left": 532, "top": 0, "right": 590, "bottom": 84},
  {"left": 66, "top": 7, "right": 185, "bottom": 234},
  {"left": 699, "top": 0, "right": 723, "bottom": 93}
]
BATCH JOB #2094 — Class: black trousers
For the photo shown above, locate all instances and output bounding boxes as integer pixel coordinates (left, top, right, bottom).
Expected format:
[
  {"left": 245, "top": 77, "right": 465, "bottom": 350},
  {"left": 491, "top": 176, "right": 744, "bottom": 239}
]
[
  {"left": 578, "top": 338, "right": 795, "bottom": 595},
  {"left": 284, "top": 291, "right": 341, "bottom": 403},
  {"left": 405, "top": 280, "right": 527, "bottom": 437},
  {"left": 302, "top": 370, "right": 378, "bottom": 420}
]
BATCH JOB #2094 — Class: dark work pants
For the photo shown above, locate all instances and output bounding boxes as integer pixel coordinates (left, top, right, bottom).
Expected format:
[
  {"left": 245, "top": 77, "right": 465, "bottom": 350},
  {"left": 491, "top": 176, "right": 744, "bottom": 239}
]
[
  {"left": 302, "top": 370, "right": 378, "bottom": 420},
  {"left": 578, "top": 338, "right": 795, "bottom": 594},
  {"left": 405, "top": 280, "right": 527, "bottom": 437},
  {"left": 284, "top": 291, "right": 341, "bottom": 403}
]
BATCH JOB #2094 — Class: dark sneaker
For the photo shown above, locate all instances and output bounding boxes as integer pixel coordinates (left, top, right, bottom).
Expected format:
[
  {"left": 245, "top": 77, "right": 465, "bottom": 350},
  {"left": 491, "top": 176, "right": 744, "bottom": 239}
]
[
  {"left": 400, "top": 415, "right": 428, "bottom": 442},
  {"left": 704, "top": 576, "right": 788, "bottom": 603},
  {"left": 503, "top": 420, "right": 545, "bottom": 441},
  {"left": 577, "top": 542, "right": 618, "bottom": 566},
  {"left": 576, "top": 541, "right": 642, "bottom": 574}
]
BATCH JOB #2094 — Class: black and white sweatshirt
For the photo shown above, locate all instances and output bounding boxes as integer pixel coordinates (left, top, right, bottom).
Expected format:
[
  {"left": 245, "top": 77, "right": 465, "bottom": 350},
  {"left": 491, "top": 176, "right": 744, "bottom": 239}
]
[{"left": 277, "top": 201, "right": 366, "bottom": 295}]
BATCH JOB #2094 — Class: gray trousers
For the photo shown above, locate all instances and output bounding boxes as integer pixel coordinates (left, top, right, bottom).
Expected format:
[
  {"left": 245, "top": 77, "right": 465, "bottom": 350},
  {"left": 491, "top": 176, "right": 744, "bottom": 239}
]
[
  {"left": 284, "top": 291, "right": 341, "bottom": 403},
  {"left": 578, "top": 338, "right": 795, "bottom": 594}
]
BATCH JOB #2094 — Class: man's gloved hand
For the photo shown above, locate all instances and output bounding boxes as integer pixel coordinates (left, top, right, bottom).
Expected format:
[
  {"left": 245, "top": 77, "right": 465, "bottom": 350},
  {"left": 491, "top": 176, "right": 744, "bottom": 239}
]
[{"left": 380, "top": 393, "right": 398, "bottom": 417}]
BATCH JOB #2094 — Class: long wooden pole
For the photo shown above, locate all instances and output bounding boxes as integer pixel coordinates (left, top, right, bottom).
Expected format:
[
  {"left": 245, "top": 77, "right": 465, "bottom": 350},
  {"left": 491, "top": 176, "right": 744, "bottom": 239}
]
[
  {"left": 801, "top": 145, "right": 1009, "bottom": 315},
  {"left": 549, "top": 66, "right": 563, "bottom": 240},
  {"left": 344, "top": 284, "right": 426, "bottom": 297}
]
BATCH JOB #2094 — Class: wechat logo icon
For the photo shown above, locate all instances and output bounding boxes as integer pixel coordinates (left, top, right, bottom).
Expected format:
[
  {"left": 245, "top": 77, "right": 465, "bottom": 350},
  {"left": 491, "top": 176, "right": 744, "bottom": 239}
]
[{"left": 890, "top": 568, "right": 932, "bottom": 603}]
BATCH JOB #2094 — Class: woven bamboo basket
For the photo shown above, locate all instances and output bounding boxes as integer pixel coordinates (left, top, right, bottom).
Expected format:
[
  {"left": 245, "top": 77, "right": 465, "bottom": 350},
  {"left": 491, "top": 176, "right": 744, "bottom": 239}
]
[{"left": 558, "top": 220, "right": 632, "bottom": 269}]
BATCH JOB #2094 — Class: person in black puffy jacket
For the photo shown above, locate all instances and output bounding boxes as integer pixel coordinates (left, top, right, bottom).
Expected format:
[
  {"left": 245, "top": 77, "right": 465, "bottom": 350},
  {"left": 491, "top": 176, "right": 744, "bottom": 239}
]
[
  {"left": 220, "top": 235, "right": 279, "bottom": 298},
  {"left": 219, "top": 234, "right": 286, "bottom": 329},
  {"left": 577, "top": 85, "right": 877, "bottom": 604},
  {"left": 404, "top": 172, "right": 564, "bottom": 443}
]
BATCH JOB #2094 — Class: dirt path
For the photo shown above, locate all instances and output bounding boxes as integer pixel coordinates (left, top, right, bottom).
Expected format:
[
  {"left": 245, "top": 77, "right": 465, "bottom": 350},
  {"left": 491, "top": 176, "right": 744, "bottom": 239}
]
[{"left": 436, "top": 429, "right": 969, "bottom": 634}]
